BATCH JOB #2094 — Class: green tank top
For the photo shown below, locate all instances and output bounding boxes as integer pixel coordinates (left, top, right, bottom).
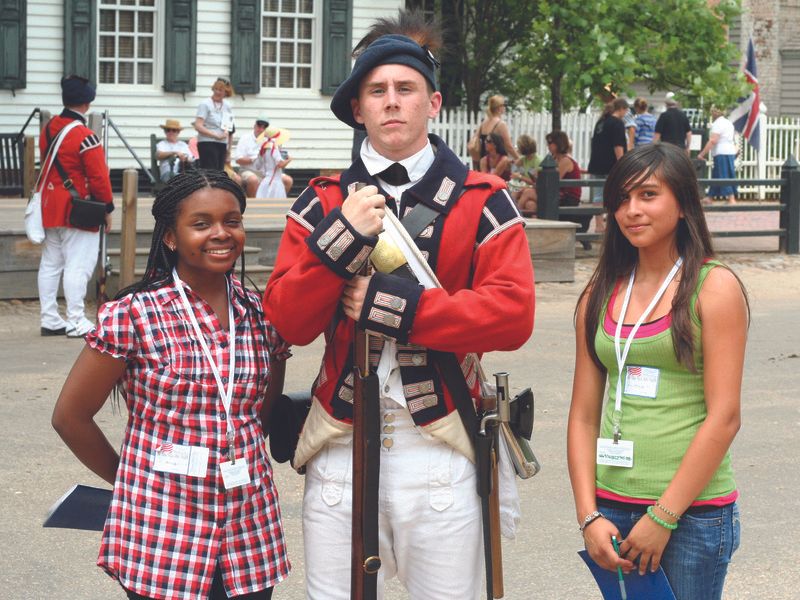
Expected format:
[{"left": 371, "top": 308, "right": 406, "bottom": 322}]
[{"left": 594, "top": 260, "right": 736, "bottom": 501}]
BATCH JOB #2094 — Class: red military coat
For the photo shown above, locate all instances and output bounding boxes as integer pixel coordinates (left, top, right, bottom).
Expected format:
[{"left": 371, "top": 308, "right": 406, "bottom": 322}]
[
  {"left": 39, "top": 109, "right": 113, "bottom": 230},
  {"left": 264, "top": 135, "right": 535, "bottom": 466}
]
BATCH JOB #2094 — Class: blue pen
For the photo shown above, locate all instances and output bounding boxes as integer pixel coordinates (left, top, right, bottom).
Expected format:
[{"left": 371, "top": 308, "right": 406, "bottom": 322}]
[{"left": 611, "top": 535, "right": 627, "bottom": 600}]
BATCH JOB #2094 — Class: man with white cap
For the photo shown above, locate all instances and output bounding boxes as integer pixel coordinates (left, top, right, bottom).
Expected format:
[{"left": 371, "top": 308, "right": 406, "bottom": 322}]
[
  {"left": 264, "top": 28, "right": 534, "bottom": 600},
  {"left": 37, "top": 75, "right": 113, "bottom": 338},
  {"left": 155, "top": 118, "right": 193, "bottom": 182}
]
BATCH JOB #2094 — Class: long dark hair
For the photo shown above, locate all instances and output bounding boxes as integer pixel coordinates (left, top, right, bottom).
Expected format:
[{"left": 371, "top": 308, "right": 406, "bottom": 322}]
[
  {"left": 578, "top": 143, "right": 746, "bottom": 371},
  {"left": 117, "top": 169, "right": 247, "bottom": 298}
]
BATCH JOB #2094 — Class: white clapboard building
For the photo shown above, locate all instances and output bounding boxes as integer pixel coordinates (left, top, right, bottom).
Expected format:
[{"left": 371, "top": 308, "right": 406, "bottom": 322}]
[{"left": 0, "top": 0, "right": 403, "bottom": 179}]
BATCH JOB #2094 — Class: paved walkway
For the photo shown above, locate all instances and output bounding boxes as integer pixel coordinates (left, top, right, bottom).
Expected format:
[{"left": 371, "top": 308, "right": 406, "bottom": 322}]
[{"left": 1, "top": 254, "right": 798, "bottom": 599}]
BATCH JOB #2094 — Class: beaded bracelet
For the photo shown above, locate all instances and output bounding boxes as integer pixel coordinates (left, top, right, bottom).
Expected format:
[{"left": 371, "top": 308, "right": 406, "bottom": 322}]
[
  {"left": 655, "top": 501, "right": 681, "bottom": 521},
  {"left": 647, "top": 505, "right": 678, "bottom": 530}
]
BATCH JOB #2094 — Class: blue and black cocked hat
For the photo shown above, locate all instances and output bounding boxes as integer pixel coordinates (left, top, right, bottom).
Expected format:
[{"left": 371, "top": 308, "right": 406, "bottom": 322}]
[{"left": 330, "top": 34, "right": 439, "bottom": 130}]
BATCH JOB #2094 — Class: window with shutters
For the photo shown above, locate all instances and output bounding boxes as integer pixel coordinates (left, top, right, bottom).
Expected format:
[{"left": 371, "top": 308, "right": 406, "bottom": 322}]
[
  {"left": 261, "top": 0, "right": 319, "bottom": 89},
  {"left": 97, "top": 0, "right": 157, "bottom": 85}
]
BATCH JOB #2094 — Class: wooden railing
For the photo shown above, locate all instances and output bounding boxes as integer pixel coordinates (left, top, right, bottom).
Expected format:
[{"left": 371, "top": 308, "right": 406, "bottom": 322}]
[{"left": 535, "top": 155, "right": 800, "bottom": 254}]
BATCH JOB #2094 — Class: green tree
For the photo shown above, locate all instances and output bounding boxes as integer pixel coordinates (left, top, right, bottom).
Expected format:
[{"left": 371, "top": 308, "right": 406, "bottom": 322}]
[
  {"left": 439, "top": 0, "right": 540, "bottom": 111},
  {"left": 512, "top": 0, "right": 745, "bottom": 130}
]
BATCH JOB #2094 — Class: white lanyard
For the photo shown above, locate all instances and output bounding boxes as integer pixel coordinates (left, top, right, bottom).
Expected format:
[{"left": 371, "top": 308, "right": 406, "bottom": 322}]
[
  {"left": 612, "top": 257, "right": 683, "bottom": 441},
  {"left": 172, "top": 269, "right": 238, "bottom": 458}
]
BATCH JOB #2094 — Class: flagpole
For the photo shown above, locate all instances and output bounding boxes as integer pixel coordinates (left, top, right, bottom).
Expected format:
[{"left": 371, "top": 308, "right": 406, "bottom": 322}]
[{"left": 757, "top": 112, "right": 767, "bottom": 202}]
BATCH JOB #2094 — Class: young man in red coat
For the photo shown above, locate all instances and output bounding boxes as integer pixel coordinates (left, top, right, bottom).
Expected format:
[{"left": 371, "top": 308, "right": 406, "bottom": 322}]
[
  {"left": 38, "top": 75, "right": 113, "bottom": 338},
  {"left": 264, "top": 33, "right": 534, "bottom": 599}
]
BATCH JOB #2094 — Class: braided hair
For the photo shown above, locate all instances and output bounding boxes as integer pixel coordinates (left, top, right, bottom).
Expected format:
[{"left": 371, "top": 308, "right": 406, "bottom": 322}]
[
  {"left": 114, "top": 169, "right": 274, "bottom": 396},
  {"left": 117, "top": 169, "right": 247, "bottom": 298}
]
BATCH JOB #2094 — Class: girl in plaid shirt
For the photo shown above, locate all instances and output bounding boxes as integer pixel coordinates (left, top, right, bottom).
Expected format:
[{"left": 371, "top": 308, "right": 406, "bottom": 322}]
[{"left": 53, "top": 171, "right": 290, "bottom": 599}]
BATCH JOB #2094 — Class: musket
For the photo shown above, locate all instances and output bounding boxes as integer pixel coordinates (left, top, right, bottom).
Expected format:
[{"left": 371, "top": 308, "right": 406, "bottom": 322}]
[
  {"left": 477, "top": 372, "right": 510, "bottom": 599},
  {"left": 351, "top": 183, "right": 381, "bottom": 600}
]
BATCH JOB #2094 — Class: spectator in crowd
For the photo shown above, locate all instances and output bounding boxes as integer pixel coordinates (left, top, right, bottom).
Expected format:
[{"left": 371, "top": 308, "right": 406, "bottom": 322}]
[
  {"left": 255, "top": 127, "right": 293, "bottom": 199},
  {"left": 194, "top": 77, "right": 235, "bottom": 171},
  {"left": 654, "top": 92, "right": 692, "bottom": 154},
  {"left": 546, "top": 130, "right": 592, "bottom": 248},
  {"left": 509, "top": 134, "right": 540, "bottom": 214},
  {"left": 622, "top": 103, "right": 637, "bottom": 151},
  {"left": 587, "top": 98, "right": 629, "bottom": 233},
  {"left": 479, "top": 132, "right": 512, "bottom": 181},
  {"left": 235, "top": 115, "right": 271, "bottom": 197},
  {"left": 546, "top": 130, "right": 583, "bottom": 207},
  {"left": 235, "top": 117, "right": 293, "bottom": 197},
  {"left": 698, "top": 106, "right": 738, "bottom": 204},
  {"left": 633, "top": 97, "right": 657, "bottom": 146},
  {"left": 471, "top": 94, "right": 520, "bottom": 168},
  {"left": 155, "top": 119, "right": 194, "bottom": 183},
  {"left": 38, "top": 75, "right": 114, "bottom": 339}
]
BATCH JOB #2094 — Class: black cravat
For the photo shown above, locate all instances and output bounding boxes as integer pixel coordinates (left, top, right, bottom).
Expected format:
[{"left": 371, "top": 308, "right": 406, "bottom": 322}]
[{"left": 377, "top": 162, "right": 410, "bottom": 186}]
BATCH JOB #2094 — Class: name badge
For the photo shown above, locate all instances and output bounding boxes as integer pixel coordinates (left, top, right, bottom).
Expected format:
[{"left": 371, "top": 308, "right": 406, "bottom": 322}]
[
  {"left": 152, "top": 443, "right": 209, "bottom": 478},
  {"left": 596, "top": 438, "right": 634, "bottom": 468},
  {"left": 624, "top": 365, "right": 660, "bottom": 398},
  {"left": 220, "top": 459, "right": 251, "bottom": 489}
]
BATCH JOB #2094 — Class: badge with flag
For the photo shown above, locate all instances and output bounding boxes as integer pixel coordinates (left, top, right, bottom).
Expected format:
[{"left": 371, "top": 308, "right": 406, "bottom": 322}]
[{"left": 729, "top": 38, "right": 765, "bottom": 152}]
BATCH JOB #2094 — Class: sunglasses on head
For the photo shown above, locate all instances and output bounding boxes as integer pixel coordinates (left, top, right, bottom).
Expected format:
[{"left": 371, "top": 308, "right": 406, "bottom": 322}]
[{"left": 216, "top": 77, "right": 230, "bottom": 85}]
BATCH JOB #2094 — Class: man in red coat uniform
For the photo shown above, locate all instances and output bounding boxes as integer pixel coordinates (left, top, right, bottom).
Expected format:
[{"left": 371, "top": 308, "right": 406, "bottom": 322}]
[
  {"left": 264, "top": 31, "right": 535, "bottom": 599},
  {"left": 38, "top": 75, "right": 113, "bottom": 338}
]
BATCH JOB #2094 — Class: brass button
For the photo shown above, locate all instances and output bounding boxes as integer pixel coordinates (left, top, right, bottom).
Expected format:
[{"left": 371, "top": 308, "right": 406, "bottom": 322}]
[
  {"left": 383, "top": 425, "right": 395, "bottom": 434},
  {"left": 382, "top": 438, "right": 394, "bottom": 449},
  {"left": 383, "top": 413, "right": 395, "bottom": 423},
  {"left": 390, "top": 298, "right": 403, "bottom": 310},
  {"left": 412, "top": 354, "right": 424, "bottom": 366}
]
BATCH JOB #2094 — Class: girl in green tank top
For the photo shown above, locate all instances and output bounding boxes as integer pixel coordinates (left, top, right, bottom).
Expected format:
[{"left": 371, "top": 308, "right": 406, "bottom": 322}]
[{"left": 567, "top": 143, "right": 749, "bottom": 600}]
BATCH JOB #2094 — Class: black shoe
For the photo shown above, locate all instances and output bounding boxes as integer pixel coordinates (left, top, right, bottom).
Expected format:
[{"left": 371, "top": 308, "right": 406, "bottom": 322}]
[{"left": 41, "top": 326, "right": 67, "bottom": 336}]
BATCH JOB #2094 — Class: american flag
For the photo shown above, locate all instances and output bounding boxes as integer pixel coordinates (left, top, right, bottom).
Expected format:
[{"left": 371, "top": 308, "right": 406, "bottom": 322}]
[
  {"left": 627, "top": 366, "right": 642, "bottom": 377},
  {"left": 156, "top": 442, "right": 173, "bottom": 454},
  {"left": 729, "top": 38, "right": 763, "bottom": 152}
]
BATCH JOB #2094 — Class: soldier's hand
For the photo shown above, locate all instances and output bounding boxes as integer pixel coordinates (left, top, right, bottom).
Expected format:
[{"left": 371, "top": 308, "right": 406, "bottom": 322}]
[
  {"left": 341, "top": 275, "right": 371, "bottom": 321},
  {"left": 341, "top": 185, "right": 385, "bottom": 237},
  {"left": 104, "top": 212, "right": 112, "bottom": 234}
]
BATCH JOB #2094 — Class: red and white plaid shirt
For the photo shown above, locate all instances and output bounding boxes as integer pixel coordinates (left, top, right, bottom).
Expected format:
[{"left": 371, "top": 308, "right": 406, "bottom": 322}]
[{"left": 86, "top": 276, "right": 291, "bottom": 599}]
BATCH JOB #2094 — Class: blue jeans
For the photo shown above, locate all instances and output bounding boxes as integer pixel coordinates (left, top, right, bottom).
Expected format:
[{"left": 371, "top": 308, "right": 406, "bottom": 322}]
[{"left": 598, "top": 501, "right": 740, "bottom": 600}]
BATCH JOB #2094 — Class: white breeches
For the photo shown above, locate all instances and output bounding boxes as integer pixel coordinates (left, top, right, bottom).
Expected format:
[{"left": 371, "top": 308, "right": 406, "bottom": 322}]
[
  {"left": 38, "top": 227, "right": 99, "bottom": 329},
  {"left": 302, "top": 401, "right": 483, "bottom": 600}
]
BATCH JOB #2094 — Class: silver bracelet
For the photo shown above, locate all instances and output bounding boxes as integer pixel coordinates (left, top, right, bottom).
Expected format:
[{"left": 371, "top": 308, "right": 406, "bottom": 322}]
[{"left": 579, "top": 510, "right": 605, "bottom": 532}]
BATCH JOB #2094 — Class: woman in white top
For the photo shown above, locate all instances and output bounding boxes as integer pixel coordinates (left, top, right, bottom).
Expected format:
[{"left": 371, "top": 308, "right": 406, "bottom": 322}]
[
  {"left": 194, "top": 77, "right": 235, "bottom": 171},
  {"left": 697, "top": 106, "right": 737, "bottom": 204}
]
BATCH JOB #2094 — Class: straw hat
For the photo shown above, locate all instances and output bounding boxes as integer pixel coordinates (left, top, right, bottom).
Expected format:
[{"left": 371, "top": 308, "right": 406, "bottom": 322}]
[
  {"left": 257, "top": 127, "right": 291, "bottom": 146},
  {"left": 159, "top": 118, "right": 183, "bottom": 131}
]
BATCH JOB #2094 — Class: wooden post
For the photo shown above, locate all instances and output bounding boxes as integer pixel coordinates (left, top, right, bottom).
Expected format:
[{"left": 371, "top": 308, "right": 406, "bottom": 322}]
[
  {"left": 692, "top": 157, "right": 707, "bottom": 203},
  {"left": 120, "top": 169, "right": 138, "bottom": 288},
  {"left": 536, "top": 154, "right": 559, "bottom": 220},
  {"left": 23, "top": 135, "right": 35, "bottom": 198},
  {"left": 780, "top": 155, "right": 800, "bottom": 254}
]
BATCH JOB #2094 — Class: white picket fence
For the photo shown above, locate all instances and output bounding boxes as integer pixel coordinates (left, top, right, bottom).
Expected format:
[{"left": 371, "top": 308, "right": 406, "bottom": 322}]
[{"left": 431, "top": 108, "right": 800, "bottom": 197}]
